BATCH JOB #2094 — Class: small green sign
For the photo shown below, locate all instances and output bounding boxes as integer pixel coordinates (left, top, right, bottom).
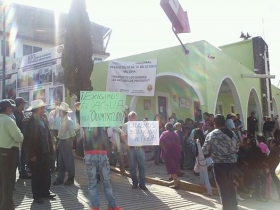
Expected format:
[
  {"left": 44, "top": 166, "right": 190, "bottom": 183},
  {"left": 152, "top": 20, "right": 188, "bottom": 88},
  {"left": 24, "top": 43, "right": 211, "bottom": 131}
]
[{"left": 80, "top": 91, "right": 126, "bottom": 127}]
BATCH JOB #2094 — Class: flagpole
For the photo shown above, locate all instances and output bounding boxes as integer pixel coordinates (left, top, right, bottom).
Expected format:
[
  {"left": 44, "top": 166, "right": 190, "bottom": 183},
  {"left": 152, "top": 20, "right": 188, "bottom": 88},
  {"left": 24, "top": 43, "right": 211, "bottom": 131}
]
[
  {"left": 262, "top": 18, "right": 266, "bottom": 41},
  {"left": 1, "top": 6, "right": 6, "bottom": 99}
]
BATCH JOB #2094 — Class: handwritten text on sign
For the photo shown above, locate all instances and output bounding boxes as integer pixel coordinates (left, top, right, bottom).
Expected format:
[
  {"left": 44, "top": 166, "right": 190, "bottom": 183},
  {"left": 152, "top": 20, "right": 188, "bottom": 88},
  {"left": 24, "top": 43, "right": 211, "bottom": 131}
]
[
  {"left": 80, "top": 91, "right": 126, "bottom": 127},
  {"left": 128, "top": 121, "right": 159, "bottom": 146}
]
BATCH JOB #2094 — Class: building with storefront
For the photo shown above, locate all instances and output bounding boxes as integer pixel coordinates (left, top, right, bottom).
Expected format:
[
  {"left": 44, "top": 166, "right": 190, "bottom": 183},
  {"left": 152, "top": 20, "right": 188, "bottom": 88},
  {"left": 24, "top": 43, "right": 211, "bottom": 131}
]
[
  {"left": 0, "top": 2, "right": 111, "bottom": 105},
  {"left": 92, "top": 36, "right": 280, "bottom": 129}
]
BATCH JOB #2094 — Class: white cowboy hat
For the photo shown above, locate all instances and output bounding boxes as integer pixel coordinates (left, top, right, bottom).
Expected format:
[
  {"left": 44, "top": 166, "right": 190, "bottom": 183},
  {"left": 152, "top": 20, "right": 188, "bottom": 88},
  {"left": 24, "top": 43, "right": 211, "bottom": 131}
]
[
  {"left": 230, "top": 113, "right": 237, "bottom": 117},
  {"left": 57, "top": 102, "right": 72, "bottom": 113},
  {"left": 26, "top": 99, "right": 46, "bottom": 111}
]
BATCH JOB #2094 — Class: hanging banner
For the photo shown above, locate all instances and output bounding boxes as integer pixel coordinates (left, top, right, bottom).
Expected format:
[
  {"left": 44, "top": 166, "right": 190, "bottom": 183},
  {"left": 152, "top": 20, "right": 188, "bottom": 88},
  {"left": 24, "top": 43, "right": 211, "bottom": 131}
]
[
  {"left": 16, "top": 45, "right": 65, "bottom": 105},
  {"left": 127, "top": 121, "right": 159, "bottom": 146},
  {"left": 80, "top": 91, "right": 126, "bottom": 127},
  {"left": 106, "top": 59, "right": 157, "bottom": 96}
]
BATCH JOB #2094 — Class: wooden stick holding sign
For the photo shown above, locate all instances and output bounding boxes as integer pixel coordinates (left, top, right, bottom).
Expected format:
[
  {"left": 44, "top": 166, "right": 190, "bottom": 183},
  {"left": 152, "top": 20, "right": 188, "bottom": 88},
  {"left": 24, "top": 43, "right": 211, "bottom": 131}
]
[{"left": 127, "top": 121, "right": 159, "bottom": 146}]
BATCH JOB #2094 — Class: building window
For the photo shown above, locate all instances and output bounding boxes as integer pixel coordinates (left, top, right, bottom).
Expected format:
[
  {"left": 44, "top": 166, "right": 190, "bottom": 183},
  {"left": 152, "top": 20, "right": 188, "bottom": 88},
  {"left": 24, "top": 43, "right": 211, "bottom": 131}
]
[
  {"left": 230, "top": 105, "right": 235, "bottom": 113},
  {"left": 23, "top": 45, "right": 32, "bottom": 56},
  {"left": 23, "top": 45, "right": 42, "bottom": 56},
  {"left": 94, "top": 58, "right": 102, "bottom": 64},
  {"left": 215, "top": 103, "right": 224, "bottom": 115},
  {"left": 33, "top": 46, "right": 42, "bottom": 53},
  {"left": 1, "top": 40, "right": 10, "bottom": 56}
]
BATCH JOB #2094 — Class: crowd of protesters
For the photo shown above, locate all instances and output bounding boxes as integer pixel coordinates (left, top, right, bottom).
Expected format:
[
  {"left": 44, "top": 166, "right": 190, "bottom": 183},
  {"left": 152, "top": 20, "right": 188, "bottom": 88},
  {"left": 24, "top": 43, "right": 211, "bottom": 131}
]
[
  {"left": 1, "top": 94, "right": 280, "bottom": 210},
  {"left": 0, "top": 98, "right": 122, "bottom": 210}
]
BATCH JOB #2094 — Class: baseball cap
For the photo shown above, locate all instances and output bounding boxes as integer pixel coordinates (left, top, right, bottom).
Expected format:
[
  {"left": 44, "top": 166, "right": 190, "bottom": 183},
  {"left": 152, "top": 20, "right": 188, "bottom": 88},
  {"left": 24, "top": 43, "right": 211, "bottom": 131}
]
[
  {"left": 15, "top": 97, "right": 27, "bottom": 106},
  {"left": 0, "top": 100, "right": 16, "bottom": 111}
]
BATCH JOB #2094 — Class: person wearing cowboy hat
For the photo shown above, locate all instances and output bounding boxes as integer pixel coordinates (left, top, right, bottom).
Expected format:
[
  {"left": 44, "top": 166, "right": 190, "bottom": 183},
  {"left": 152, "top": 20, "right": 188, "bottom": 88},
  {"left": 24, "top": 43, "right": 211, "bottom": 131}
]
[
  {"left": 22, "top": 99, "right": 55, "bottom": 204},
  {"left": 53, "top": 102, "right": 76, "bottom": 186},
  {"left": 0, "top": 100, "right": 23, "bottom": 210}
]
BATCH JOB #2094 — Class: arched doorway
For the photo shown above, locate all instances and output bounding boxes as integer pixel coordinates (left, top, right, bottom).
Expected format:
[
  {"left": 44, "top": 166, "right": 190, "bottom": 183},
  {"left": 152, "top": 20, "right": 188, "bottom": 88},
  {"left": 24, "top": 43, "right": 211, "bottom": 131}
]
[
  {"left": 214, "top": 76, "right": 243, "bottom": 124},
  {"left": 247, "top": 87, "right": 262, "bottom": 131},
  {"left": 129, "top": 72, "right": 205, "bottom": 122}
]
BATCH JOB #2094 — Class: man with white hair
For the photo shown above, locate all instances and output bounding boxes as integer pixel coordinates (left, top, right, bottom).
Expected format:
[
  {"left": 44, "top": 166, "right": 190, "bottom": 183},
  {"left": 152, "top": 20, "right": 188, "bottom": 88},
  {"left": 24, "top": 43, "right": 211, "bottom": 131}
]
[{"left": 121, "top": 111, "right": 148, "bottom": 190}]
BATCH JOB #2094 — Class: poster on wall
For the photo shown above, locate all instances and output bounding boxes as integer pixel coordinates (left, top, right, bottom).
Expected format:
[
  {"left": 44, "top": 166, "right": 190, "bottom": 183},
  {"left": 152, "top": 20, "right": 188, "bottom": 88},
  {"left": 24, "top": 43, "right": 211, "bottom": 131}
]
[
  {"left": 19, "top": 92, "right": 30, "bottom": 108},
  {"left": 33, "top": 89, "right": 46, "bottom": 101},
  {"left": 0, "top": 58, "right": 20, "bottom": 100},
  {"left": 179, "top": 97, "right": 191, "bottom": 109},
  {"left": 49, "top": 86, "right": 64, "bottom": 106},
  {"left": 106, "top": 59, "right": 157, "bottom": 96},
  {"left": 194, "top": 101, "right": 202, "bottom": 122},
  {"left": 16, "top": 45, "right": 64, "bottom": 105},
  {"left": 4, "top": 74, "right": 17, "bottom": 99}
]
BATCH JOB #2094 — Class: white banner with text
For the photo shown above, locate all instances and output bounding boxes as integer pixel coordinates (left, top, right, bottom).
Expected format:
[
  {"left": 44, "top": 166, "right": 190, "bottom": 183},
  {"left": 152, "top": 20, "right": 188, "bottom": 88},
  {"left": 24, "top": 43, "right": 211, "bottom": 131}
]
[
  {"left": 127, "top": 121, "right": 159, "bottom": 146},
  {"left": 106, "top": 59, "right": 157, "bottom": 96}
]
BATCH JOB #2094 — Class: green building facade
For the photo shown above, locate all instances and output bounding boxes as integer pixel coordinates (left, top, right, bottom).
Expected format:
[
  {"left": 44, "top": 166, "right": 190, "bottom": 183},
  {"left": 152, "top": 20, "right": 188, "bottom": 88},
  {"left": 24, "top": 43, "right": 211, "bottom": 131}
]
[{"left": 90, "top": 37, "right": 280, "bottom": 130}]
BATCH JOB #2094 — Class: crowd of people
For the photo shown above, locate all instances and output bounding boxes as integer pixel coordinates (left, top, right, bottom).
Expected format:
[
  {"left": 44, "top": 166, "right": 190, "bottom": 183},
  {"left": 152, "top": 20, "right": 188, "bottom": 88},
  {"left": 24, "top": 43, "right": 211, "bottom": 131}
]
[
  {"left": 0, "top": 98, "right": 122, "bottom": 210},
  {"left": 1, "top": 95, "right": 280, "bottom": 210}
]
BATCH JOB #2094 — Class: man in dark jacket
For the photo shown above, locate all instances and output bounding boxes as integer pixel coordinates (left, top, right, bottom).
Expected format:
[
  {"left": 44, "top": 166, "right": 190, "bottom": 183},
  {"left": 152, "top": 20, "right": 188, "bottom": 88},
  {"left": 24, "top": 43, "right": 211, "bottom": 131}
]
[
  {"left": 263, "top": 116, "right": 274, "bottom": 139},
  {"left": 22, "top": 99, "right": 55, "bottom": 204},
  {"left": 247, "top": 112, "right": 258, "bottom": 136},
  {"left": 14, "top": 97, "right": 31, "bottom": 179}
]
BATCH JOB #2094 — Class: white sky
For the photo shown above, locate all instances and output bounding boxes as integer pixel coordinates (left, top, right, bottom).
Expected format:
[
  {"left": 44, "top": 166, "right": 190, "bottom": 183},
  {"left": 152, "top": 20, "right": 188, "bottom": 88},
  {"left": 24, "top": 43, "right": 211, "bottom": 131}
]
[{"left": 7, "top": 0, "right": 280, "bottom": 86}]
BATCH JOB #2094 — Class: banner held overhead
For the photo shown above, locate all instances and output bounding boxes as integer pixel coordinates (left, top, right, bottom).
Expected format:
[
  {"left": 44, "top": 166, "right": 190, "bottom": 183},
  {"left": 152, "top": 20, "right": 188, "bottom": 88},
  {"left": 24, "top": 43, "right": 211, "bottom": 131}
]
[
  {"left": 80, "top": 91, "right": 126, "bottom": 127},
  {"left": 106, "top": 59, "right": 157, "bottom": 96}
]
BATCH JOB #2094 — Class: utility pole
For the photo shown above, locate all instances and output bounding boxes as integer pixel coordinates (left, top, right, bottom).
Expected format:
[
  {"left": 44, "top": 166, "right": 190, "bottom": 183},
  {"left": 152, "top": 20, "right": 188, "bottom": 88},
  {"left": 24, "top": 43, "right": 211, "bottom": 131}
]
[{"left": 1, "top": 6, "right": 6, "bottom": 99}]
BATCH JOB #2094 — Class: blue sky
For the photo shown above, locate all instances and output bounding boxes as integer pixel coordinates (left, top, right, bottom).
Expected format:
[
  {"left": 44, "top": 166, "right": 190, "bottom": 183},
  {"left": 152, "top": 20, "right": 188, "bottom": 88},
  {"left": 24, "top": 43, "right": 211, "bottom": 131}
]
[{"left": 7, "top": 0, "right": 280, "bottom": 86}]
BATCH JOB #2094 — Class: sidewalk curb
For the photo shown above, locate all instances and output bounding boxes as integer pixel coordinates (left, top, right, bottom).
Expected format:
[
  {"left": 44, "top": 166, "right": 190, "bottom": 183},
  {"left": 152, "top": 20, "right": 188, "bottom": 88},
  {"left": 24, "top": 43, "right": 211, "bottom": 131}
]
[{"left": 73, "top": 153, "right": 218, "bottom": 195}]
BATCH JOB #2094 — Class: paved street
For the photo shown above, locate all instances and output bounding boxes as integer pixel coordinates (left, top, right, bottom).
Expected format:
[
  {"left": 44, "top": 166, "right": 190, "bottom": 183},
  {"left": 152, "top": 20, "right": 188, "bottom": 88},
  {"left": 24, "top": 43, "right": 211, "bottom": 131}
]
[{"left": 14, "top": 159, "right": 280, "bottom": 210}]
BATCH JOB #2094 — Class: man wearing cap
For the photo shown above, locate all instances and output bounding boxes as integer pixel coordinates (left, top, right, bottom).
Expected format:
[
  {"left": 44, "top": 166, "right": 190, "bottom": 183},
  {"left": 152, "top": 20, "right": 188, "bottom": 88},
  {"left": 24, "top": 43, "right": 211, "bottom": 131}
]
[
  {"left": 121, "top": 111, "right": 148, "bottom": 190},
  {"left": 14, "top": 97, "right": 31, "bottom": 179},
  {"left": 22, "top": 99, "right": 55, "bottom": 204},
  {"left": 0, "top": 100, "right": 23, "bottom": 210},
  {"left": 53, "top": 102, "right": 76, "bottom": 186}
]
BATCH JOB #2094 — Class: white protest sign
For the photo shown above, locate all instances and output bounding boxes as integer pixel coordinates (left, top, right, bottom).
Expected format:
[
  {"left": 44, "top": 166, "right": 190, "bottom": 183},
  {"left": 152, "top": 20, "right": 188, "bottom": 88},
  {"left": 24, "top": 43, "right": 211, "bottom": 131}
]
[
  {"left": 80, "top": 91, "right": 126, "bottom": 127},
  {"left": 106, "top": 59, "right": 157, "bottom": 96},
  {"left": 127, "top": 121, "right": 159, "bottom": 146}
]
